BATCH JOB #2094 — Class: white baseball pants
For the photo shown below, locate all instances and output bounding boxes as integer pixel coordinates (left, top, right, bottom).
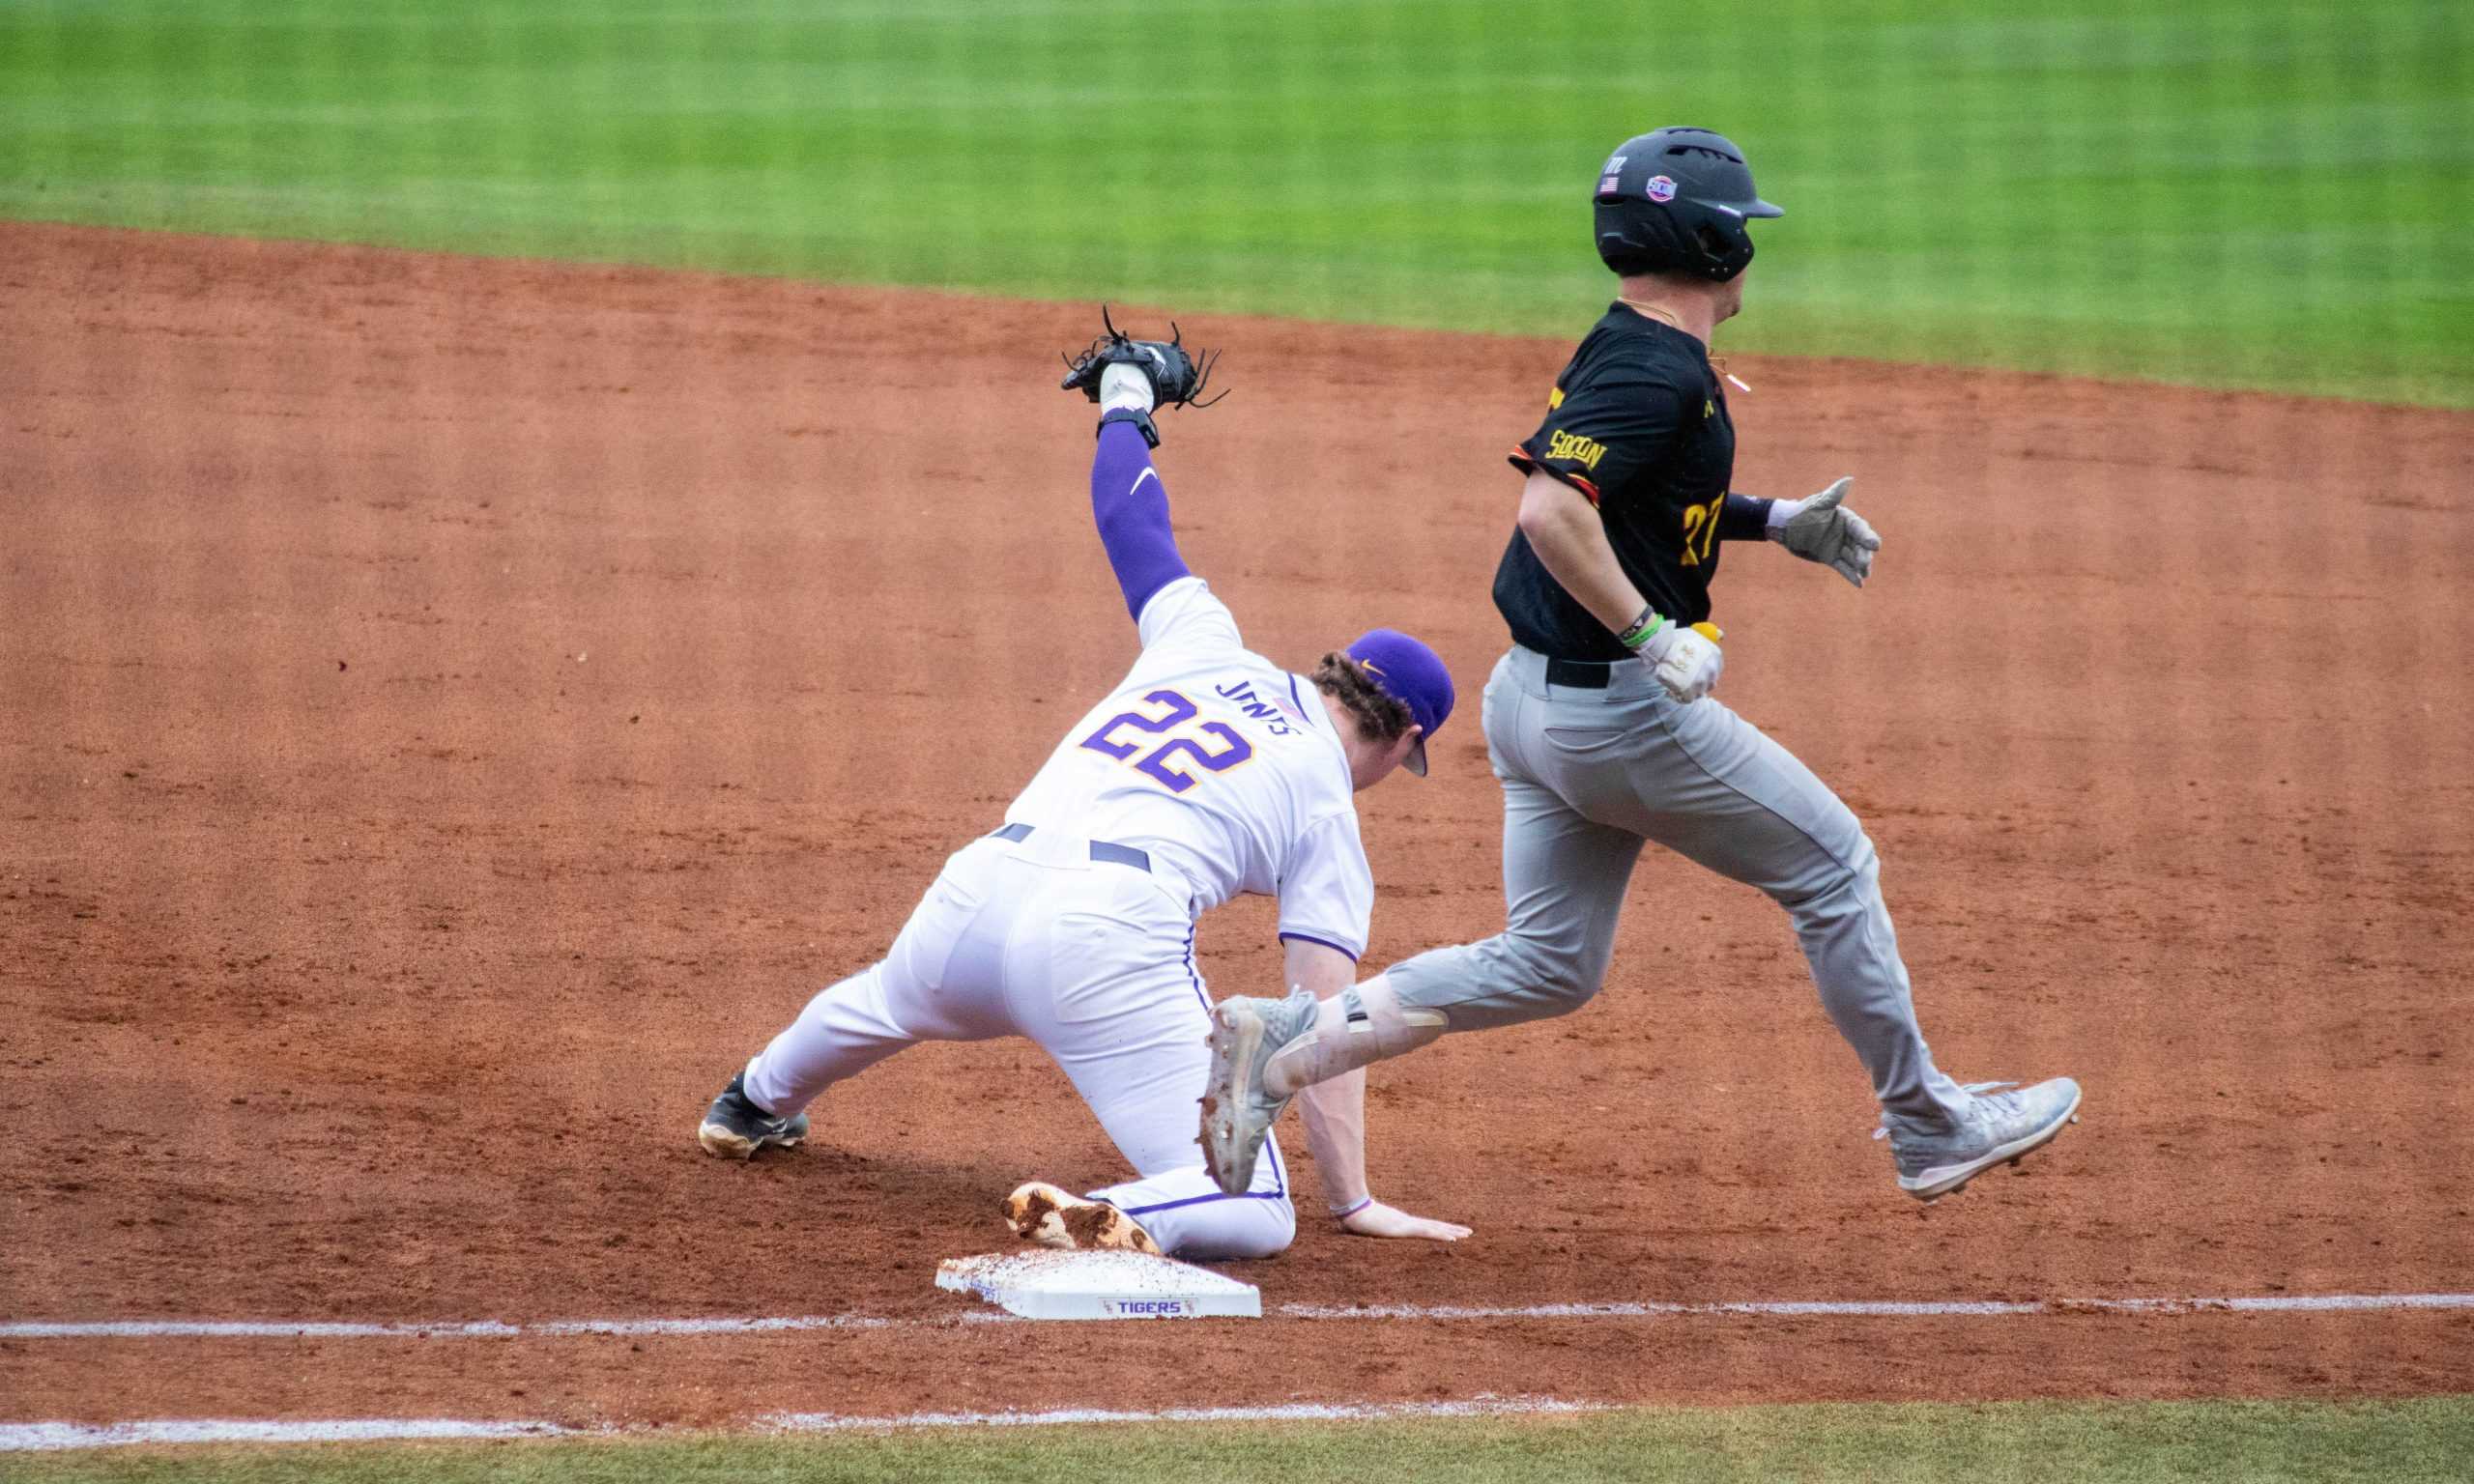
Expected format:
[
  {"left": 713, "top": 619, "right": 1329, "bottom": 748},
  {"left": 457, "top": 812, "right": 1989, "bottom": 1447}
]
[{"left": 740, "top": 833, "right": 1295, "bottom": 1260}]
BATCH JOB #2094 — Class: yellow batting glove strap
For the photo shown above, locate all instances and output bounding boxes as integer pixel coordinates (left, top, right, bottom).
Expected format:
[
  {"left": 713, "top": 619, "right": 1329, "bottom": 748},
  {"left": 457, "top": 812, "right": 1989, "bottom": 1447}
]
[{"left": 1690, "top": 622, "right": 1724, "bottom": 643}]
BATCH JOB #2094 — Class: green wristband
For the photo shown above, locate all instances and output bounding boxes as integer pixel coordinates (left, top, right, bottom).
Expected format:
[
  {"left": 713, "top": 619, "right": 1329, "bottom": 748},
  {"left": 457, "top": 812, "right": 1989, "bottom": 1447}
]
[{"left": 1617, "top": 611, "right": 1668, "bottom": 651}]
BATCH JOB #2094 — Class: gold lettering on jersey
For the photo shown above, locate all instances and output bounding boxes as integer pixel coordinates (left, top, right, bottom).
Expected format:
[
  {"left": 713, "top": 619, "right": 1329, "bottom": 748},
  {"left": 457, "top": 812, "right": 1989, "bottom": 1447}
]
[
  {"left": 1544, "top": 428, "right": 1607, "bottom": 471},
  {"left": 1704, "top": 398, "right": 1714, "bottom": 418},
  {"left": 1678, "top": 494, "right": 1725, "bottom": 566},
  {"left": 1548, "top": 387, "right": 1565, "bottom": 411}
]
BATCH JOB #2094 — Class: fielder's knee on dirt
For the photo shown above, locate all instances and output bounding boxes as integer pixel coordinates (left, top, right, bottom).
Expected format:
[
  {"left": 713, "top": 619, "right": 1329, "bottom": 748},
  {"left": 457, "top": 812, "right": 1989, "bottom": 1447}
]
[{"left": 1153, "top": 1192, "right": 1295, "bottom": 1262}]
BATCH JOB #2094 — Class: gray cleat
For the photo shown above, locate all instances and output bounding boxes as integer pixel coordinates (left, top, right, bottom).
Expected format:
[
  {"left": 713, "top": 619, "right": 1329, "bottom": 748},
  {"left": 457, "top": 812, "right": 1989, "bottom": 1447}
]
[
  {"left": 1880, "top": 1077, "right": 2082, "bottom": 1201},
  {"left": 698, "top": 1072, "right": 811, "bottom": 1159},
  {"left": 1199, "top": 988, "right": 1320, "bottom": 1196}
]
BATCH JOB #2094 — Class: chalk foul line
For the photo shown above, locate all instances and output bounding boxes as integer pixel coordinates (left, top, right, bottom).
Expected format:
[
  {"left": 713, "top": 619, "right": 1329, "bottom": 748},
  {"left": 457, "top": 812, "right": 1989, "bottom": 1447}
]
[
  {"left": 761, "top": 1396, "right": 1602, "bottom": 1432},
  {"left": 1277, "top": 1292, "right": 2474, "bottom": 1321},
  {"left": 0, "top": 1418, "right": 578, "bottom": 1453},
  {"left": 1, "top": 1397, "right": 1597, "bottom": 1453},
  {"left": 3, "top": 1298, "right": 2468, "bottom": 1453},
  {"left": 3, "top": 1290, "right": 2469, "bottom": 1342}
]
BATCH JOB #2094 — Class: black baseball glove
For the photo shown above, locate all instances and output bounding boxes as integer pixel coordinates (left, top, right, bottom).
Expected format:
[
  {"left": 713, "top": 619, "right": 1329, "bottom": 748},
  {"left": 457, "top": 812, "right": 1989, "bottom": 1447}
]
[{"left": 1059, "top": 306, "right": 1223, "bottom": 446}]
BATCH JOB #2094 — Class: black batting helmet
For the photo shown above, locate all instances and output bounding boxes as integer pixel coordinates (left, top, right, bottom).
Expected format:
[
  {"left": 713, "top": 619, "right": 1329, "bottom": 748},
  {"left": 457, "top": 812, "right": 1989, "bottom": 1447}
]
[{"left": 1593, "top": 127, "right": 1782, "bottom": 282}]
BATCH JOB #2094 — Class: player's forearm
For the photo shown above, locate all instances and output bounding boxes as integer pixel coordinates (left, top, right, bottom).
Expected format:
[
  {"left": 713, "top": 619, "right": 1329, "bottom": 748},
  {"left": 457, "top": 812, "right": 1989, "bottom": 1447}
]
[
  {"left": 1090, "top": 419, "right": 1193, "bottom": 620},
  {"left": 1296, "top": 1070, "right": 1372, "bottom": 1216},
  {"left": 1280, "top": 937, "right": 1374, "bottom": 1213},
  {"left": 1515, "top": 471, "right": 1653, "bottom": 634},
  {"left": 1717, "top": 492, "right": 1775, "bottom": 541}
]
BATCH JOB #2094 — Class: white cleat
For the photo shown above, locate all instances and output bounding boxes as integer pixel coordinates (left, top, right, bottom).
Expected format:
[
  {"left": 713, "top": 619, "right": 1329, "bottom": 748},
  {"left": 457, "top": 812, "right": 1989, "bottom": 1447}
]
[
  {"left": 1199, "top": 988, "right": 1318, "bottom": 1197},
  {"left": 1003, "top": 1182, "right": 1162, "bottom": 1256},
  {"left": 1881, "top": 1077, "right": 2083, "bottom": 1201}
]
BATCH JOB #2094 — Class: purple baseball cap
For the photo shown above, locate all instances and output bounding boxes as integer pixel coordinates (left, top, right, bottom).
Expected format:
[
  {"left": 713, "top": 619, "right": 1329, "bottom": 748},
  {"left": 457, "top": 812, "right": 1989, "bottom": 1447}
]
[{"left": 1345, "top": 629, "right": 1454, "bottom": 777}]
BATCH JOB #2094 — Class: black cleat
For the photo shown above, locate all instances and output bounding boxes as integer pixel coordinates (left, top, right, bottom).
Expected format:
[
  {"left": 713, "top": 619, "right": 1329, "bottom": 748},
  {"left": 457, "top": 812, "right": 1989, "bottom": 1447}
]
[{"left": 697, "top": 1072, "right": 810, "bottom": 1159}]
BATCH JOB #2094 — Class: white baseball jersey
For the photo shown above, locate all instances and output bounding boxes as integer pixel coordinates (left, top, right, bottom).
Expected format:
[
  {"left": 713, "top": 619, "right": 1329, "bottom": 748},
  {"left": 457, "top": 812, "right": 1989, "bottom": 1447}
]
[{"left": 1005, "top": 576, "right": 1374, "bottom": 959}]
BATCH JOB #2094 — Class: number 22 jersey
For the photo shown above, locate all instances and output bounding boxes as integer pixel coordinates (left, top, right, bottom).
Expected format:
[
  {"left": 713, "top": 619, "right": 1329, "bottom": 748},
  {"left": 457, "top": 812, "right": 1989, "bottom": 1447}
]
[{"left": 1003, "top": 576, "right": 1375, "bottom": 960}]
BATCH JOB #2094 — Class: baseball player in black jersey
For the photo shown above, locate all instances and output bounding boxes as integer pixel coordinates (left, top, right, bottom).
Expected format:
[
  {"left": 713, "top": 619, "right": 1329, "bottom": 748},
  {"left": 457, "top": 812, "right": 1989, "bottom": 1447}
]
[{"left": 1202, "top": 127, "right": 2081, "bottom": 1204}]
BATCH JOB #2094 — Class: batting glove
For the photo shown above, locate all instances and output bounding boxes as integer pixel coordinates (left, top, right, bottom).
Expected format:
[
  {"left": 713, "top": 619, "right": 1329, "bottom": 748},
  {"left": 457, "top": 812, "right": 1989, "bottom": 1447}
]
[
  {"left": 1770, "top": 476, "right": 1880, "bottom": 587},
  {"left": 1631, "top": 618, "right": 1724, "bottom": 704},
  {"left": 1099, "top": 362, "right": 1155, "bottom": 414}
]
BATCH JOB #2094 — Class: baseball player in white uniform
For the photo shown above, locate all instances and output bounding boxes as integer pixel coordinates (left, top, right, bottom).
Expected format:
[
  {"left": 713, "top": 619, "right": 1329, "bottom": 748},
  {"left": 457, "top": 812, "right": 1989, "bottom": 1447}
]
[{"left": 696, "top": 316, "right": 1470, "bottom": 1260}]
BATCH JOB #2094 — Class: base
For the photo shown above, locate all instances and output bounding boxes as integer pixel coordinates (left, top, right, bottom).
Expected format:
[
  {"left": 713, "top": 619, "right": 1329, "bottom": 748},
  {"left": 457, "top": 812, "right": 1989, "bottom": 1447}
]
[{"left": 935, "top": 1250, "right": 1261, "bottom": 1321}]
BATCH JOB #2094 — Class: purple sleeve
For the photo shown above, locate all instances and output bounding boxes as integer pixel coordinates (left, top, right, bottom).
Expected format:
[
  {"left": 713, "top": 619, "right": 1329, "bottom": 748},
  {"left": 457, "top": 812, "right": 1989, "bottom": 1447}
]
[
  {"left": 1718, "top": 492, "right": 1775, "bottom": 541},
  {"left": 1091, "top": 418, "right": 1194, "bottom": 621}
]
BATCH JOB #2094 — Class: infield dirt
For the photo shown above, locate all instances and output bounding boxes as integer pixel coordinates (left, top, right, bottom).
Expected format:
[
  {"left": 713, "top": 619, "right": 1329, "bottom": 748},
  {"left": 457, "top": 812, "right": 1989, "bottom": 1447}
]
[{"left": 3, "top": 221, "right": 2469, "bottom": 1430}]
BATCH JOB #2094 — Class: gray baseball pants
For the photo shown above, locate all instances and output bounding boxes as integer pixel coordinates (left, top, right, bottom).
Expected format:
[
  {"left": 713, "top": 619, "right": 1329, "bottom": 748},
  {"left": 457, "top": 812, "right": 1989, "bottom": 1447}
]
[{"left": 1386, "top": 645, "right": 1970, "bottom": 1120}]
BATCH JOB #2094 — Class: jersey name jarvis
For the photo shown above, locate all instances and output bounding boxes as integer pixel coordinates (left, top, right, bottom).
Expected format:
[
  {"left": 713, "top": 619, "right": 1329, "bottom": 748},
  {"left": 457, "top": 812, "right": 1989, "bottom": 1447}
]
[
  {"left": 1492, "top": 306, "right": 1739, "bottom": 661},
  {"left": 1006, "top": 577, "right": 1374, "bottom": 959}
]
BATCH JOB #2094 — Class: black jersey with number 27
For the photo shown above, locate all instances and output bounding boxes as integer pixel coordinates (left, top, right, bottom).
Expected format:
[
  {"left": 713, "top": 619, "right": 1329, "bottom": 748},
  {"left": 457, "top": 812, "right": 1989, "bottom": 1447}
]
[{"left": 1491, "top": 304, "right": 1738, "bottom": 662}]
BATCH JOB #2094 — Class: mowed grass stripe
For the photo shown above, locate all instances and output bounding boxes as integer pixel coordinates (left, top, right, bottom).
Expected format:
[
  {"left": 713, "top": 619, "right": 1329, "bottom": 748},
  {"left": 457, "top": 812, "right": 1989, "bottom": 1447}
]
[
  {"left": 0, "top": 0, "right": 2465, "bottom": 405},
  {"left": 10, "top": 1399, "right": 2474, "bottom": 1482}
]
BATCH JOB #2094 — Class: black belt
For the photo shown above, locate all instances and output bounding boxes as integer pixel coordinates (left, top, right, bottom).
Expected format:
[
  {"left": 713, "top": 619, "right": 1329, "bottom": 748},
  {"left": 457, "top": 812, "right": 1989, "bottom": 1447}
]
[
  {"left": 1543, "top": 656, "right": 1623, "bottom": 689},
  {"left": 990, "top": 822, "right": 1151, "bottom": 872}
]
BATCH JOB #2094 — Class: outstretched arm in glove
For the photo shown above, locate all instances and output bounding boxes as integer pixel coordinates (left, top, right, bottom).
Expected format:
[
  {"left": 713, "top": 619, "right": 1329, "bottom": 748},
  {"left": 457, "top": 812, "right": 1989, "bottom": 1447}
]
[
  {"left": 1088, "top": 391, "right": 1192, "bottom": 621},
  {"left": 1067, "top": 309, "right": 1225, "bottom": 620},
  {"left": 1283, "top": 938, "right": 1473, "bottom": 1243}
]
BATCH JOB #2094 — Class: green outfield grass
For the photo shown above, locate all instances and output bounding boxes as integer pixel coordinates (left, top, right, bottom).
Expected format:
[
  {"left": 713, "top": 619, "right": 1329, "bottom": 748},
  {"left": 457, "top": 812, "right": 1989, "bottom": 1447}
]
[
  {"left": 14, "top": 1399, "right": 2474, "bottom": 1483},
  {"left": 2, "top": 0, "right": 2467, "bottom": 405}
]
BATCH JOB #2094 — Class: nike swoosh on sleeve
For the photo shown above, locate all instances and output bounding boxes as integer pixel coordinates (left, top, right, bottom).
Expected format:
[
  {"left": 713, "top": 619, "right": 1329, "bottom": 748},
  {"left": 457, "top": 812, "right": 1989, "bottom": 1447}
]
[{"left": 1131, "top": 468, "right": 1160, "bottom": 494}]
